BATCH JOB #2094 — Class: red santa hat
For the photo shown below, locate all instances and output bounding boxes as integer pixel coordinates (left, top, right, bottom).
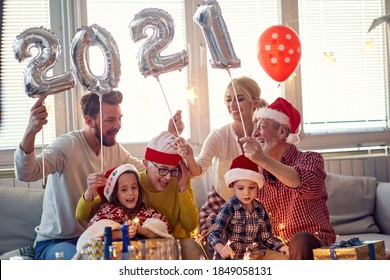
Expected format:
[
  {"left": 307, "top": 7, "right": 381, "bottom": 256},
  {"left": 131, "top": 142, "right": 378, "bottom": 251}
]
[
  {"left": 256, "top": 97, "right": 301, "bottom": 144},
  {"left": 224, "top": 155, "right": 264, "bottom": 189},
  {"left": 144, "top": 131, "right": 182, "bottom": 166},
  {"left": 98, "top": 164, "right": 140, "bottom": 203}
]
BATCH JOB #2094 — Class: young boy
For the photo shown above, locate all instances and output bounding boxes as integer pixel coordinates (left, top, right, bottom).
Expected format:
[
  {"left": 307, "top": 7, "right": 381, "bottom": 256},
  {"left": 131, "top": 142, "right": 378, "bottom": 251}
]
[{"left": 207, "top": 155, "right": 289, "bottom": 260}]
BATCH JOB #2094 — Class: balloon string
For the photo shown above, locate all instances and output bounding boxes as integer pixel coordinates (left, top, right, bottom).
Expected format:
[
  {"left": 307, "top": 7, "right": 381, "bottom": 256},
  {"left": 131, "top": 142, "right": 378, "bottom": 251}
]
[
  {"left": 227, "top": 69, "right": 247, "bottom": 137},
  {"left": 99, "top": 94, "right": 103, "bottom": 172},
  {"left": 41, "top": 101, "right": 46, "bottom": 188},
  {"left": 156, "top": 77, "right": 180, "bottom": 136}
]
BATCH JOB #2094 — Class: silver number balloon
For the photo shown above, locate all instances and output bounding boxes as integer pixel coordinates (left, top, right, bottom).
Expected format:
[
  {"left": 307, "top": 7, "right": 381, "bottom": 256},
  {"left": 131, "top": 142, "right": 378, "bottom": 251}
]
[
  {"left": 193, "top": 0, "right": 241, "bottom": 69},
  {"left": 13, "top": 26, "right": 76, "bottom": 97},
  {"left": 70, "top": 24, "right": 121, "bottom": 95},
  {"left": 129, "top": 8, "right": 189, "bottom": 78}
]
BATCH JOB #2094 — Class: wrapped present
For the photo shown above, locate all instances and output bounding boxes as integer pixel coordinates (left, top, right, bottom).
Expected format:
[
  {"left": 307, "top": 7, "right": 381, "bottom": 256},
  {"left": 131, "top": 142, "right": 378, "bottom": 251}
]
[{"left": 313, "top": 237, "right": 386, "bottom": 260}]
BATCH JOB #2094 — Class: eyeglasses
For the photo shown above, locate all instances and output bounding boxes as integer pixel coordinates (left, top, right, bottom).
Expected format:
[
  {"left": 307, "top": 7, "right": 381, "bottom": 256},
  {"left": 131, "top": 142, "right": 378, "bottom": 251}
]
[{"left": 149, "top": 161, "right": 180, "bottom": 177}]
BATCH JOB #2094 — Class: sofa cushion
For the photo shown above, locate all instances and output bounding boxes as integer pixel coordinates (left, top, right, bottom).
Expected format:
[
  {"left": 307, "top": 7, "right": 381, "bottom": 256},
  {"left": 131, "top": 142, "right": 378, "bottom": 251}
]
[
  {"left": 0, "top": 185, "right": 44, "bottom": 255},
  {"left": 325, "top": 173, "right": 380, "bottom": 235},
  {"left": 375, "top": 182, "right": 390, "bottom": 235}
]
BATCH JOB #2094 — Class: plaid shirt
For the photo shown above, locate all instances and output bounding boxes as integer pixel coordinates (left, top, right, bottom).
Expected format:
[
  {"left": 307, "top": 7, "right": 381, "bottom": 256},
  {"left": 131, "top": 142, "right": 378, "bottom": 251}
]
[
  {"left": 258, "top": 145, "right": 336, "bottom": 245},
  {"left": 208, "top": 195, "right": 285, "bottom": 259}
]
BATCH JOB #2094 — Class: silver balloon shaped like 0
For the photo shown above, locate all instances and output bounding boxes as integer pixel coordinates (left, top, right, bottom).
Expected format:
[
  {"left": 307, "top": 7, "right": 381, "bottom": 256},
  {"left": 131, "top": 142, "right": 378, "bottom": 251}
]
[
  {"left": 194, "top": 0, "right": 241, "bottom": 69},
  {"left": 70, "top": 24, "right": 121, "bottom": 95},
  {"left": 13, "top": 26, "right": 76, "bottom": 97},
  {"left": 129, "top": 8, "right": 189, "bottom": 78}
]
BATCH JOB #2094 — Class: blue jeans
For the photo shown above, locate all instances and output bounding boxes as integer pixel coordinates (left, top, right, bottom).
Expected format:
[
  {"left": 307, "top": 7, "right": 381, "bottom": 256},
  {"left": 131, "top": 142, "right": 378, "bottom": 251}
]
[{"left": 34, "top": 238, "right": 79, "bottom": 260}]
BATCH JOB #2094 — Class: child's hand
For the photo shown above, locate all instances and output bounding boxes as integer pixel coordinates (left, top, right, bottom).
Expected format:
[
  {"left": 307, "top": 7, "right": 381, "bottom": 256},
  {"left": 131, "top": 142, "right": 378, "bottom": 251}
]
[
  {"left": 127, "top": 221, "right": 138, "bottom": 239},
  {"left": 279, "top": 245, "right": 289, "bottom": 256},
  {"left": 221, "top": 245, "right": 235, "bottom": 259},
  {"left": 215, "top": 243, "right": 235, "bottom": 259}
]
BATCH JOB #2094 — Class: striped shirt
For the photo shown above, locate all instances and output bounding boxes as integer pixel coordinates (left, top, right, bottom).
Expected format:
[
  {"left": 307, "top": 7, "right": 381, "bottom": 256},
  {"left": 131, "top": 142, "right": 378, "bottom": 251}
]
[
  {"left": 208, "top": 195, "right": 285, "bottom": 259},
  {"left": 258, "top": 145, "right": 336, "bottom": 245}
]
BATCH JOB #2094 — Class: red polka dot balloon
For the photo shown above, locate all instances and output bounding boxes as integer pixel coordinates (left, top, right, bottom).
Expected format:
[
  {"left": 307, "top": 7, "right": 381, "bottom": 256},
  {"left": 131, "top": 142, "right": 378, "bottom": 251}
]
[{"left": 257, "top": 25, "right": 301, "bottom": 82}]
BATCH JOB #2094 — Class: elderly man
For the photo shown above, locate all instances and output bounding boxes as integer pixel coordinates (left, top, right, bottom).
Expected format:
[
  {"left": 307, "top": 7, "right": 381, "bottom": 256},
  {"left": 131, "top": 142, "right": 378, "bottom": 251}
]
[{"left": 240, "top": 97, "right": 335, "bottom": 260}]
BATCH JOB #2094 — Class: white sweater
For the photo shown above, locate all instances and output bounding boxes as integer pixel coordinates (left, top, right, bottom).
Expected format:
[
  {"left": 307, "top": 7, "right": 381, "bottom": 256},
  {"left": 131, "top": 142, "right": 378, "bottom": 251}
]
[
  {"left": 14, "top": 130, "right": 144, "bottom": 243},
  {"left": 195, "top": 123, "right": 243, "bottom": 201}
]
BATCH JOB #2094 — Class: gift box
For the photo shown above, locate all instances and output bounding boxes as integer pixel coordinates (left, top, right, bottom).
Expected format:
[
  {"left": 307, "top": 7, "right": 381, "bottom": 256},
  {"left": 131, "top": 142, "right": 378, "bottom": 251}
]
[{"left": 313, "top": 238, "right": 386, "bottom": 260}]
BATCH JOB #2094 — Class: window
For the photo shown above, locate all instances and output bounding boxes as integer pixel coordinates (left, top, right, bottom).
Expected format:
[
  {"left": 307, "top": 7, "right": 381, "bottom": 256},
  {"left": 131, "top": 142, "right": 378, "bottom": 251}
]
[
  {"left": 1, "top": 0, "right": 390, "bottom": 168},
  {"left": 296, "top": 0, "right": 390, "bottom": 150},
  {"left": 0, "top": 0, "right": 56, "bottom": 154},
  {"left": 207, "top": 0, "right": 282, "bottom": 130}
]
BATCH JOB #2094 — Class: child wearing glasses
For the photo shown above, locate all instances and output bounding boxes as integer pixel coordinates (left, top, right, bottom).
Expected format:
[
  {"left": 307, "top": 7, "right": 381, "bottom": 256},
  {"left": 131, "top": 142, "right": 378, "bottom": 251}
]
[{"left": 76, "top": 131, "right": 199, "bottom": 239}]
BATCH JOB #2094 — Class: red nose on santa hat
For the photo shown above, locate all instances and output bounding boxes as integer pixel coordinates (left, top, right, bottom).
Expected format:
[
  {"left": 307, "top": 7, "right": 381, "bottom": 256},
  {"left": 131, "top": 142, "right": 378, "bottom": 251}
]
[
  {"left": 224, "top": 155, "right": 264, "bottom": 189},
  {"left": 255, "top": 97, "right": 301, "bottom": 144}
]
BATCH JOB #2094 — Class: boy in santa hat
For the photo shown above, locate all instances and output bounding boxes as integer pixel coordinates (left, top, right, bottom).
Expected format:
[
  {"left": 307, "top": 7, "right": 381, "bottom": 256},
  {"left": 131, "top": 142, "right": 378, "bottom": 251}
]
[
  {"left": 240, "top": 97, "right": 336, "bottom": 259},
  {"left": 208, "top": 155, "right": 288, "bottom": 260}
]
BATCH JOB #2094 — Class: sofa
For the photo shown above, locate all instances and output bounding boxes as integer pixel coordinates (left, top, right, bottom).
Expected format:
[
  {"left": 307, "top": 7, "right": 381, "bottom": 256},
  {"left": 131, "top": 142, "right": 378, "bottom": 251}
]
[{"left": 1, "top": 172, "right": 390, "bottom": 259}]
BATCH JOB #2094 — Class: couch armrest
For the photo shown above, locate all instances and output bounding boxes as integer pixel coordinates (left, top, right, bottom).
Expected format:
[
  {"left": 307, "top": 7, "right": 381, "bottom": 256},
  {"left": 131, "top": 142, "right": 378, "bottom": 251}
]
[{"left": 375, "top": 182, "right": 390, "bottom": 235}]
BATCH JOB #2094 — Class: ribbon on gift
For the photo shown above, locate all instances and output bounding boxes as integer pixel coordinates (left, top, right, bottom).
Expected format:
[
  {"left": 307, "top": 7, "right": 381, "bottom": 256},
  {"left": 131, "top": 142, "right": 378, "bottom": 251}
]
[{"left": 329, "top": 237, "right": 375, "bottom": 260}]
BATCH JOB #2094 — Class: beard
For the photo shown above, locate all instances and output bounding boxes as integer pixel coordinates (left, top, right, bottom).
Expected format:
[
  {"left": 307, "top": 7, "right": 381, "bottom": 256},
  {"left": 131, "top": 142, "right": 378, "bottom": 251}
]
[
  {"left": 94, "top": 124, "right": 117, "bottom": 147},
  {"left": 259, "top": 134, "right": 279, "bottom": 156}
]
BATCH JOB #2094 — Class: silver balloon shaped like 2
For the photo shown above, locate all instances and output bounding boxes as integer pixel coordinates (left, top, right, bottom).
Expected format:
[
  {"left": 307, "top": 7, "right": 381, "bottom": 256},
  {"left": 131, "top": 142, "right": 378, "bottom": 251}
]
[
  {"left": 13, "top": 26, "right": 76, "bottom": 97},
  {"left": 129, "top": 8, "right": 189, "bottom": 78},
  {"left": 70, "top": 24, "right": 121, "bottom": 95},
  {"left": 194, "top": 0, "right": 241, "bottom": 69}
]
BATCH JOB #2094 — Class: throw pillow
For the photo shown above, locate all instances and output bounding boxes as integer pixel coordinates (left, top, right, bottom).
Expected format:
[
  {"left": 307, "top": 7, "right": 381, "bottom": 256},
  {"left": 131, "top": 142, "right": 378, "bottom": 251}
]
[{"left": 325, "top": 173, "right": 380, "bottom": 235}]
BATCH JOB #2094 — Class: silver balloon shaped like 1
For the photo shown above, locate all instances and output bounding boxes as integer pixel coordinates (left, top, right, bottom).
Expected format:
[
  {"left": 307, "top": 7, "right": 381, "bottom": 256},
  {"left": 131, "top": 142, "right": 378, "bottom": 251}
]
[
  {"left": 194, "top": 0, "right": 241, "bottom": 69},
  {"left": 13, "top": 26, "right": 76, "bottom": 97},
  {"left": 129, "top": 8, "right": 189, "bottom": 78},
  {"left": 70, "top": 24, "right": 121, "bottom": 95}
]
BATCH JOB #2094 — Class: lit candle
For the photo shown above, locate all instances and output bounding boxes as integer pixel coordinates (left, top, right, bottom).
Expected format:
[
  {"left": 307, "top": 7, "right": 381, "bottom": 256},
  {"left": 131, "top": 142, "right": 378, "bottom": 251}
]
[{"left": 133, "top": 217, "right": 139, "bottom": 226}]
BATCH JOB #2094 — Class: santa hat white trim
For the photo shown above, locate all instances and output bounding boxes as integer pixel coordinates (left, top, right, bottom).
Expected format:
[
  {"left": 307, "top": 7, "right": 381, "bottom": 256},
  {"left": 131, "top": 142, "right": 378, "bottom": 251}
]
[
  {"left": 256, "top": 107, "right": 291, "bottom": 129},
  {"left": 76, "top": 219, "right": 121, "bottom": 252},
  {"left": 224, "top": 168, "right": 264, "bottom": 189}
]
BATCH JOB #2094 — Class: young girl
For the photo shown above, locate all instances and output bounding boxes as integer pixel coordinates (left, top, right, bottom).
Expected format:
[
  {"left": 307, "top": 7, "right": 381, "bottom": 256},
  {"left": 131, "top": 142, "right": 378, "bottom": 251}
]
[
  {"left": 207, "top": 155, "right": 289, "bottom": 260},
  {"left": 76, "top": 164, "right": 172, "bottom": 251}
]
